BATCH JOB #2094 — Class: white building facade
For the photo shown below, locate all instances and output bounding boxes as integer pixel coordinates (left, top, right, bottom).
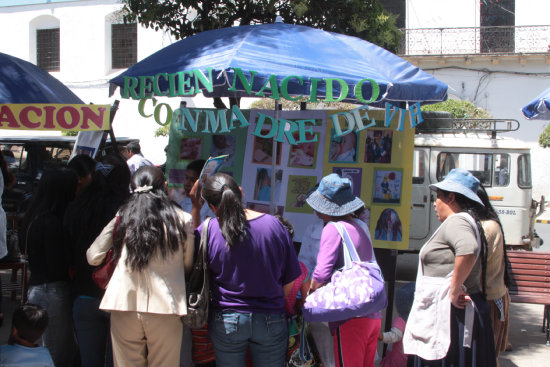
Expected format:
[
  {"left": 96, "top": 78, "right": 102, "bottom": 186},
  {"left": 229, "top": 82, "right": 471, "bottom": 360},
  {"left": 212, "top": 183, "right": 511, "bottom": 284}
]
[
  {"left": 1, "top": 0, "right": 550, "bottom": 197},
  {"left": 382, "top": 0, "right": 550, "bottom": 199}
]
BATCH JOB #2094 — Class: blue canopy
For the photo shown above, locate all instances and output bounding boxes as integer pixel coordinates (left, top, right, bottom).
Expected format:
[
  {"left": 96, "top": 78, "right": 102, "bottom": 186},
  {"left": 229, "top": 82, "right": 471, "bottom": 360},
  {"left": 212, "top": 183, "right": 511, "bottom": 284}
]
[
  {"left": 110, "top": 22, "right": 447, "bottom": 108},
  {"left": 0, "top": 52, "right": 83, "bottom": 104},
  {"left": 522, "top": 86, "right": 550, "bottom": 120}
]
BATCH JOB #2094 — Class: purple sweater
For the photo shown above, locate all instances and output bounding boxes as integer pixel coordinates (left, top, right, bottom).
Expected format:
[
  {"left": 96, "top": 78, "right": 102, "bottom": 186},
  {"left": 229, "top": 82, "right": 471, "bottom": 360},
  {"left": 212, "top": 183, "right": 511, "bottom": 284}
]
[
  {"left": 312, "top": 219, "right": 374, "bottom": 284},
  {"left": 196, "top": 214, "right": 301, "bottom": 314}
]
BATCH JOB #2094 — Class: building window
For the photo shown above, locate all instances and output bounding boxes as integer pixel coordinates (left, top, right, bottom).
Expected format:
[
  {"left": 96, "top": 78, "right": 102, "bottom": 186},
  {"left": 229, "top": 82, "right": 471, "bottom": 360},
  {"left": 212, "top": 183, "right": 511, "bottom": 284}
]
[
  {"left": 37, "top": 28, "right": 60, "bottom": 72},
  {"left": 480, "top": 0, "right": 515, "bottom": 53},
  {"left": 112, "top": 23, "right": 137, "bottom": 69}
]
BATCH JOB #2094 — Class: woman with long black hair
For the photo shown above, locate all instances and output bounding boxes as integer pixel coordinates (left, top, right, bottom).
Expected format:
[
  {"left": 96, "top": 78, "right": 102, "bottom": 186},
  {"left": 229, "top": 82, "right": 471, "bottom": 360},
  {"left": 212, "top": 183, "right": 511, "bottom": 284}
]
[
  {"left": 64, "top": 154, "right": 130, "bottom": 367},
  {"left": 87, "top": 165, "right": 194, "bottom": 366},
  {"left": 191, "top": 173, "right": 301, "bottom": 367},
  {"left": 21, "top": 167, "right": 79, "bottom": 367}
]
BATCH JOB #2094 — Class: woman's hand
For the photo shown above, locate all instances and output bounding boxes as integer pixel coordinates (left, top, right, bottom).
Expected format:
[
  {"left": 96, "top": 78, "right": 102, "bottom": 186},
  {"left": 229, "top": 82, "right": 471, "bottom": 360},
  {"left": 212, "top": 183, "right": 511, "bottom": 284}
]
[
  {"left": 189, "top": 179, "right": 203, "bottom": 208},
  {"left": 450, "top": 286, "right": 471, "bottom": 309}
]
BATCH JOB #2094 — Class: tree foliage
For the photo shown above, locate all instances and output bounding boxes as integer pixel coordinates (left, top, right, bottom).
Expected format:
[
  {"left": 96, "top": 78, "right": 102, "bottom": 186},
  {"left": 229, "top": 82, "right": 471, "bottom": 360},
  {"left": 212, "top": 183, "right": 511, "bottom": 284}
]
[
  {"left": 121, "top": 0, "right": 401, "bottom": 53},
  {"left": 421, "top": 100, "right": 491, "bottom": 119},
  {"left": 539, "top": 124, "right": 550, "bottom": 148}
]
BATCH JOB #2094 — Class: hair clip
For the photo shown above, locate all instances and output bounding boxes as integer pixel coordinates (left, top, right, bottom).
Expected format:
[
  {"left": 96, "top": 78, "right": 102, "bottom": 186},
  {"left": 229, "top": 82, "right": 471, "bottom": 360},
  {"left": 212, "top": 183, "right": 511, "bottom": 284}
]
[{"left": 133, "top": 185, "right": 153, "bottom": 193}]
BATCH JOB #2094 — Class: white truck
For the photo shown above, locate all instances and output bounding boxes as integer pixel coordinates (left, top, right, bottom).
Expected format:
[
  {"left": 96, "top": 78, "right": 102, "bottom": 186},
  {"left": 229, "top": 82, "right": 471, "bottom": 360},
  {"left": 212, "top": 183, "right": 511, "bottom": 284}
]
[{"left": 409, "top": 113, "right": 543, "bottom": 251}]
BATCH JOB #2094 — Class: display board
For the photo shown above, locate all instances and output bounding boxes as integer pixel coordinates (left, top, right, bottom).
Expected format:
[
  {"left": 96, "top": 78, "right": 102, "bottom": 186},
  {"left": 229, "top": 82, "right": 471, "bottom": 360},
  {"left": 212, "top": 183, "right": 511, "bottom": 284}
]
[{"left": 166, "top": 108, "right": 414, "bottom": 250}]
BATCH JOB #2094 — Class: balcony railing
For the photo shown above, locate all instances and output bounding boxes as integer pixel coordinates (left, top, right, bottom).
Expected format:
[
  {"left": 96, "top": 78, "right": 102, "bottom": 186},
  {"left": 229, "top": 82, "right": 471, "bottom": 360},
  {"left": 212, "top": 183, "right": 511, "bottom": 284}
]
[{"left": 398, "top": 25, "right": 550, "bottom": 56}]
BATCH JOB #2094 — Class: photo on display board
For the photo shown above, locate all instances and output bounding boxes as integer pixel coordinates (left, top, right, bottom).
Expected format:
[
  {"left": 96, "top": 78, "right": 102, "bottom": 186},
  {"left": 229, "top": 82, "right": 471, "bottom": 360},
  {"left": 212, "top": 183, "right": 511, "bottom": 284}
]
[
  {"left": 288, "top": 132, "right": 319, "bottom": 169},
  {"left": 329, "top": 129, "right": 358, "bottom": 163},
  {"left": 180, "top": 137, "right": 202, "bottom": 160},
  {"left": 253, "top": 168, "right": 282, "bottom": 202},
  {"left": 247, "top": 202, "right": 284, "bottom": 216},
  {"left": 285, "top": 175, "right": 318, "bottom": 214},
  {"left": 332, "top": 167, "right": 362, "bottom": 198},
  {"left": 210, "top": 134, "right": 235, "bottom": 167},
  {"left": 372, "top": 168, "right": 403, "bottom": 204},
  {"left": 251, "top": 132, "right": 282, "bottom": 165},
  {"left": 364, "top": 129, "right": 393, "bottom": 164},
  {"left": 374, "top": 208, "right": 402, "bottom": 242}
]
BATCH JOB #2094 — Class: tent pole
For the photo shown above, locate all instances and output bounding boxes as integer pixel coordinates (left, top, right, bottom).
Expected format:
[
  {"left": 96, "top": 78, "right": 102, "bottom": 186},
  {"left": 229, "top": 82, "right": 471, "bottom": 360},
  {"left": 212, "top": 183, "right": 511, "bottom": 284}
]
[{"left": 270, "top": 100, "right": 280, "bottom": 215}]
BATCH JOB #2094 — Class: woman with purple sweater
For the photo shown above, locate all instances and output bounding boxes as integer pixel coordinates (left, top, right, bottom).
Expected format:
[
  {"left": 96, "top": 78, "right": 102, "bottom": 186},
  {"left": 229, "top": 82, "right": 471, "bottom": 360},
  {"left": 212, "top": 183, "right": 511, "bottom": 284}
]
[
  {"left": 306, "top": 173, "right": 381, "bottom": 367},
  {"left": 192, "top": 173, "right": 301, "bottom": 367}
]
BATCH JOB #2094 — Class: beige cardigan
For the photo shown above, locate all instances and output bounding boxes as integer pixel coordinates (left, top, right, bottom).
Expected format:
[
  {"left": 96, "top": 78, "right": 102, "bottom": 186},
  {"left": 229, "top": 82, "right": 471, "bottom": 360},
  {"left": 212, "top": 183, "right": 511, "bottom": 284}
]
[{"left": 87, "top": 209, "right": 194, "bottom": 316}]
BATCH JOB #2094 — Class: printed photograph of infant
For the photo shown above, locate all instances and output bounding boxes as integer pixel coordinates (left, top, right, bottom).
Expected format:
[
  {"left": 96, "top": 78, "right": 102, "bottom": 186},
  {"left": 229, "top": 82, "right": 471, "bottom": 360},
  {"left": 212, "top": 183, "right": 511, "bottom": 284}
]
[
  {"left": 210, "top": 134, "right": 235, "bottom": 167},
  {"left": 252, "top": 132, "right": 282, "bottom": 165},
  {"left": 374, "top": 208, "right": 402, "bottom": 242},
  {"left": 372, "top": 169, "right": 402, "bottom": 204},
  {"left": 288, "top": 132, "right": 319, "bottom": 169},
  {"left": 329, "top": 130, "right": 358, "bottom": 163},
  {"left": 365, "top": 129, "right": 393, "bottom": 164},
  {"left": 253, "top": 168, "right": 282, "bottom": 202},
  {"left": 180, "top": 137, "right": 202, "bottom": 160}
]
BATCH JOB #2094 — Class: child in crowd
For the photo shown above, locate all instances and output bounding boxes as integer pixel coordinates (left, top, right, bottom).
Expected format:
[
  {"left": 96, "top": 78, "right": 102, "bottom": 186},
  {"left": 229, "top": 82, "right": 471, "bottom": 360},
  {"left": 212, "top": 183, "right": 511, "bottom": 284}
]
[
  {"left": 378, "top": 283, "right": 415, "bottom": 367},
  {"left": 0, "top": 304, "right": 54, "bottom": 367}
]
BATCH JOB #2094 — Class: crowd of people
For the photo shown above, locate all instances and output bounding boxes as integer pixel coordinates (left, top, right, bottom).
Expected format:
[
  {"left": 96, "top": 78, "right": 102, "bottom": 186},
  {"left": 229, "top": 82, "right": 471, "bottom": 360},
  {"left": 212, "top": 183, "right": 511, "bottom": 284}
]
[{"left": 0, "top": 142, "right": 511, "bottom": 367}]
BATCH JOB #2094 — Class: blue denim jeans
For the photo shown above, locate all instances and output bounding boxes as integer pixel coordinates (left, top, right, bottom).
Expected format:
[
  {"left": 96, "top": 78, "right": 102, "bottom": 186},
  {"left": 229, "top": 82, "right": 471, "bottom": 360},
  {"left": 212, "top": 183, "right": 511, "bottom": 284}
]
[
  {"left": 209, "top": 311, "right": 288, "bottom": 367},
  {"left": 73, "top": 296, "right": 114, "bottom": 367},
  {"left": 27, "top": 281, "right": 78, "bottom": 367}
]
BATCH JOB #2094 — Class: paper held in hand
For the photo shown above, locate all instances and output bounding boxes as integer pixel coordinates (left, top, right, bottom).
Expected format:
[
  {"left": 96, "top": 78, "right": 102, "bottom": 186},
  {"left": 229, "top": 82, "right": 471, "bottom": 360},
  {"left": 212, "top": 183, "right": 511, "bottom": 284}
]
[{"left": 196, "top": 155, "right": 229, "bottom": 197}]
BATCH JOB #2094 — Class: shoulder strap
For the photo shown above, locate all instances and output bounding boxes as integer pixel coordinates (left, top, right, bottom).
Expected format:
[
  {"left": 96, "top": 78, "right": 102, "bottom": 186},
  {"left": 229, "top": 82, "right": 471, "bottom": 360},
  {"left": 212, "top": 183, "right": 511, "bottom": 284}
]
[
  {"left": 200, "top": 218, "right": 211, "bottom": 265},
  {"left": 330, "top": 221, "right": 360, "bottom": 269}
]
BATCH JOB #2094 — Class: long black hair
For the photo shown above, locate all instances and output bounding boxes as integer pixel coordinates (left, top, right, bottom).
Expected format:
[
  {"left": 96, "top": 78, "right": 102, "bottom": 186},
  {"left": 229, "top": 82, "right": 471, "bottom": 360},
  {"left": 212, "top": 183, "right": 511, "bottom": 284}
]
[
  {"left": 202, "top": 173, "right": 247, "bottom": 247},
  {"left": 64, "top": 154, "right": 130, "bottom": 254},
  {"left": 474, "top": 185, "right": 511, "bottom": 287},
  {"left": 439, "top": 189, "right": 489, "bottom": 297},
  {"left": 20, "top": 168, "right": 77, "bottom": 251},
  {"left": 115, "top": 165, "right": 186, "bottom": 271}
]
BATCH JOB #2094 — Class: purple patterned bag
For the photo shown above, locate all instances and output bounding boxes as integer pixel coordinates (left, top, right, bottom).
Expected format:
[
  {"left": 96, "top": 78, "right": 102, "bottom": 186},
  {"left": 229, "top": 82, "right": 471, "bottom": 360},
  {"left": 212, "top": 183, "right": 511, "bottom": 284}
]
[{"left": 303, "top": 222, "right": 387, "bottom": 322}]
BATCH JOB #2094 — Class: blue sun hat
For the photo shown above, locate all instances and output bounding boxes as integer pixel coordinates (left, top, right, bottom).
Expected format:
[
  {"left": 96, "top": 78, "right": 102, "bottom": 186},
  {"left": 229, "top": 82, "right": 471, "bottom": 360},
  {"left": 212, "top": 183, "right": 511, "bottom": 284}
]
[
  {"left": 306, "top": 173, "right": 365, "bottom": 216},
  {"left": 429, "top": 168, "right": 484, "bottom": 207}
]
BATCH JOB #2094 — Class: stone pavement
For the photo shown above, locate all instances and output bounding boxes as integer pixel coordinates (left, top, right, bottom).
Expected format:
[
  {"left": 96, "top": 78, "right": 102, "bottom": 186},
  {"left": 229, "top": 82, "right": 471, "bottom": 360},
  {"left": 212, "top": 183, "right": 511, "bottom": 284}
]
[{"left": 1, "top": 271, "right": 549, "bottom": 366}]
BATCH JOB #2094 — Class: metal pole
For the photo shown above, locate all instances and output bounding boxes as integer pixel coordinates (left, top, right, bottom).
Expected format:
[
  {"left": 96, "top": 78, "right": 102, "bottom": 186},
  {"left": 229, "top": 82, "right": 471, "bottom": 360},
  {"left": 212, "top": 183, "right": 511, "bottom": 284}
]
[{"left": 270, "top": 100, "right": 280, "bottom": 214}]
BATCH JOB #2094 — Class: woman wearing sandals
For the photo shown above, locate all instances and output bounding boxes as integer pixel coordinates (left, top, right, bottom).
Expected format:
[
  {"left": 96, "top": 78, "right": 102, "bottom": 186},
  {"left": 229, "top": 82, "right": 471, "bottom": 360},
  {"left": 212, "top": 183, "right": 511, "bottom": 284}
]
[
  {"left": 306, "top": 173, "right": 380, "bottom": 367},
  {"left": 403, "top": 168, "right": 496, "bottom": 367},
  {"left": 87, "top": 166, "right": 194, "bottom": 366}
]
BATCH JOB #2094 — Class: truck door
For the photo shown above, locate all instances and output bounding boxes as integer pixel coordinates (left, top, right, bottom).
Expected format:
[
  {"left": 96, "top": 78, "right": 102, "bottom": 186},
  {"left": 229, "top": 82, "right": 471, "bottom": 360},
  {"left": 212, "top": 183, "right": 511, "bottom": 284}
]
[{"left": 410, "top": 148, "right": 431, "bottom": 241}]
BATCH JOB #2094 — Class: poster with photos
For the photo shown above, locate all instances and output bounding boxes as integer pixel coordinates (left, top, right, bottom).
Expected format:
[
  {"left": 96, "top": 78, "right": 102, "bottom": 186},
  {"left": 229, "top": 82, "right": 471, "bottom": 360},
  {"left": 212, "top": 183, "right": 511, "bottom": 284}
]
[
  {"left": 285, "top": 175, "right": 318, "bottom": 214},
  {"left": 329, "top": 129, "right": 358, "bottom": 163},
  {"left": 180, "top": 137, "right": 202, "bottom": 160},
  {"left": 288, "top": 132, "right": 319, "bottom": 169},
  {"left": 364, "top": 129, "right": 393, "bottom": 164},
  {"left": 374, "top": 208, "right": 403, "bottom": 242},
  {"left": 372, "top": 169, "right": 403, "bottom": 204}
]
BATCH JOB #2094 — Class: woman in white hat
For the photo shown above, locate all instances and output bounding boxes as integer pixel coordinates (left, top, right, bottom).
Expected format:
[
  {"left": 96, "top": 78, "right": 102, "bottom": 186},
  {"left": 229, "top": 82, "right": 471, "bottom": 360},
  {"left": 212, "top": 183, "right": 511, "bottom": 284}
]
[
  {"left": 306, "top": 173, "right": 380, "bottom": 367},
  {"left": 403, "top": 168, "right": 496, "bottom": 367}
]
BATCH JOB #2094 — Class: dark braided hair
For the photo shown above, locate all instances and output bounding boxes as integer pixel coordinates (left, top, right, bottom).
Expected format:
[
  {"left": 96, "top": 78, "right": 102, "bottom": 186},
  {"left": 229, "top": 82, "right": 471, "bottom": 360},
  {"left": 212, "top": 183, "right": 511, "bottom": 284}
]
[{"left": 474, "top": 185, "right": 511, "bottom": 287}]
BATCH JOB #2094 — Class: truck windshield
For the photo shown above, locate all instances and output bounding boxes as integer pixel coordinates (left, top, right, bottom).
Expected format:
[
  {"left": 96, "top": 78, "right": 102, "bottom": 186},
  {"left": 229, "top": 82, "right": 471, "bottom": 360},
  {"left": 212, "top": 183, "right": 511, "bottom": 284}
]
[{"left": 436, "top": 152, "right": 493, "bottom": 186}]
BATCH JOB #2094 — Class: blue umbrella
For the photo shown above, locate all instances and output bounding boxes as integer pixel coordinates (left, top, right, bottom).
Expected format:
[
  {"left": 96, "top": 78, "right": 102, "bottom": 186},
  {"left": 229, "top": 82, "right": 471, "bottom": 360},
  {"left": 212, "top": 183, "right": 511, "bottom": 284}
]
[
  {"left": 109, "top": 22, "right": 447, "bottom": 107},
  {"left": 0, "top": 52, "right": 83, "bottom": 104},
  {"left": 522, "top": 86, "right": 550, "bottom": 120}
]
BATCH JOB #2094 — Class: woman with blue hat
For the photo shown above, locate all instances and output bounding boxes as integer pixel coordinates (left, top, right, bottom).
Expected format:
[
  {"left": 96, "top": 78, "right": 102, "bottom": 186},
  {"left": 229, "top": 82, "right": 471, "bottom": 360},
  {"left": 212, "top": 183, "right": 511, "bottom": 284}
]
[
  {"left": 403, "top": 168, "right": 496, "bottom": 367},
  {"left": 306, "top": 173, "right": 381, "bottom": 367}
]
